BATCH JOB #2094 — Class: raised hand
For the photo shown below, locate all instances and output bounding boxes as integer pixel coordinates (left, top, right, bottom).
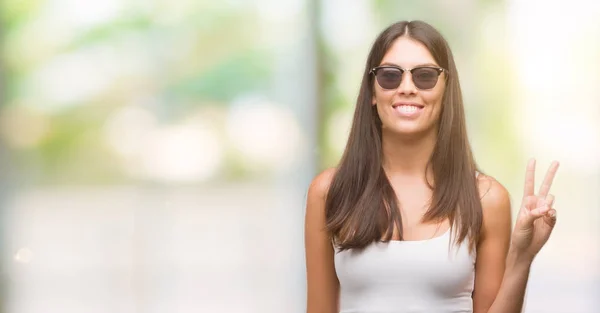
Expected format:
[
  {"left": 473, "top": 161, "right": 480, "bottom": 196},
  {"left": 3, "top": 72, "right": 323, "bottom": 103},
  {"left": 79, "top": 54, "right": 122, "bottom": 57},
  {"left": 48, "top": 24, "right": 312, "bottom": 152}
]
[{"left": 511, "top": 159, "right": 560, "bottom": 261}]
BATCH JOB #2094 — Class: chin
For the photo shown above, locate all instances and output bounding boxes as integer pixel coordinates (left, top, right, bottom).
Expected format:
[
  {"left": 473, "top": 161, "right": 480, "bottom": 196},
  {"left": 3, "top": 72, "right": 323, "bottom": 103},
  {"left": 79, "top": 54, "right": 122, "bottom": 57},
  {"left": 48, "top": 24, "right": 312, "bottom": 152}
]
[{"left": 383, "top": 121, "right": 434, "bottom": 137}]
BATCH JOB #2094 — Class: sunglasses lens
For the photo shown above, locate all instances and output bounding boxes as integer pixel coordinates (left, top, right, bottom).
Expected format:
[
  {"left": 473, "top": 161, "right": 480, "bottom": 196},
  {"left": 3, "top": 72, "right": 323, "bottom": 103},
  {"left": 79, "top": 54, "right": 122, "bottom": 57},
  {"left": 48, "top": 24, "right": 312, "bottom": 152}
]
[
  {"left": 375, "top": 68, "right": 402, "bottom": 89},
  {"left": 412, "top": 67, "right": 440, "bottom": 89}
]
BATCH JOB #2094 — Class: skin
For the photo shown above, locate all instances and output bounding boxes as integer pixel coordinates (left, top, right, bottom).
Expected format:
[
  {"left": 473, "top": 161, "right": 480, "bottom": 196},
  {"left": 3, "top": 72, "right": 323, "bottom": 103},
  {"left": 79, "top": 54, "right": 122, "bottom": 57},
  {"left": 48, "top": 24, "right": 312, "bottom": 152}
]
[
  {"left": 371, "top": 37, "right": 444, "bottom": 139},
  {"left": 304, "top": 36, "right": 559, "bottom": 313}
]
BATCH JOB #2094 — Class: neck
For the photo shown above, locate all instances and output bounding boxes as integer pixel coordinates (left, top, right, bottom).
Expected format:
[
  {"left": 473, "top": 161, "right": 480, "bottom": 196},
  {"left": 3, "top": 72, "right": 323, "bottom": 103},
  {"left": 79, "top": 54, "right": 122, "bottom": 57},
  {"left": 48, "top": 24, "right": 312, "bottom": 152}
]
[{"left": 381, "top": 128, "right": 437, "bottom": 178}]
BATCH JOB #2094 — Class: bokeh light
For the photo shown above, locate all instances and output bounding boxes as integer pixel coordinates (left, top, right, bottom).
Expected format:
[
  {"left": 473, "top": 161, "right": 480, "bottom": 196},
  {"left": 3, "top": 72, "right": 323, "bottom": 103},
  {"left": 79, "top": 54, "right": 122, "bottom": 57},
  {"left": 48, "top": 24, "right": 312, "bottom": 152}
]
[{"left": 0, "top": 1, "right": 598, "bottom": 312}]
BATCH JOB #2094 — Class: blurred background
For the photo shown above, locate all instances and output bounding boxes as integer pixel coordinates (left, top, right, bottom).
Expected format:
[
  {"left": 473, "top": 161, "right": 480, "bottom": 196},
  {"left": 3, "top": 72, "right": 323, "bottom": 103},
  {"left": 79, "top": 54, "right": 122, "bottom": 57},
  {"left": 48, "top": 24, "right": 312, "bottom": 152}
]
[{"left": 0, "top": 0, "right": 598, "bottom": 312}]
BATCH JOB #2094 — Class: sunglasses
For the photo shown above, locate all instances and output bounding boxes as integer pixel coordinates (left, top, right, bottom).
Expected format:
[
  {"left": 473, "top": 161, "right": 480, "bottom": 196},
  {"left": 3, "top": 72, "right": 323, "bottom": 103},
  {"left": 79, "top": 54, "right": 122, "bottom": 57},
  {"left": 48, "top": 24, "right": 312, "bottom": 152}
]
[{"left": 370, "top": 65, "right": 447, "bottom": 90}]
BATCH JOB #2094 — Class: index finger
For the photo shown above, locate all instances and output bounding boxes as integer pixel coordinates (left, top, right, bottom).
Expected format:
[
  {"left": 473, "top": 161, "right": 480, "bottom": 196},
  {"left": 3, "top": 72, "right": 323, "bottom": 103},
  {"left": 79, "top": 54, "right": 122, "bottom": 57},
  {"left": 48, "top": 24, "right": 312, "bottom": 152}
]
[
  {"left": 523, "top": 158, "right": 536, "bottom": 198},
  {"left": 538, "top": 160, "right": 560, "bottom": 197}
]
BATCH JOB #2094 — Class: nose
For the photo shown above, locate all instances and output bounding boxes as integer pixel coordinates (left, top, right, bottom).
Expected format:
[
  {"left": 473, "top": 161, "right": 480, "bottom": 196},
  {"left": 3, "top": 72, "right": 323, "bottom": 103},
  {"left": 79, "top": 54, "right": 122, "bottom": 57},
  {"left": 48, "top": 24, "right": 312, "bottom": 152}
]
[{"left": 397, "top": 71, "right": 417, "bottom": 95}]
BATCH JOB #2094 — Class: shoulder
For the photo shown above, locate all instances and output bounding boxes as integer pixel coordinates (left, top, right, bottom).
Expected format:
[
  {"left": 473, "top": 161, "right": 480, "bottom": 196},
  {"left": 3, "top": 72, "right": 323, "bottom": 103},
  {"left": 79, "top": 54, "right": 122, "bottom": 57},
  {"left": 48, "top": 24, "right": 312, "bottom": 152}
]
[
  {"left": 304, "top": 168, "right": 340, "bottom": 311},
  {"left": 476, "top": 173, "right": 511, "bottom": 209},
  {"left": 307, "top": 167, "right": 337, "bottom": 201},
  {"left": 476, "top": 173, "right": 512, "bottom": 237},
  {"left": 472, "top": 173, "right": 512, "bottom": 311},
  {"left": 305, "top": 167, "right": 337, "bottom": 227}
]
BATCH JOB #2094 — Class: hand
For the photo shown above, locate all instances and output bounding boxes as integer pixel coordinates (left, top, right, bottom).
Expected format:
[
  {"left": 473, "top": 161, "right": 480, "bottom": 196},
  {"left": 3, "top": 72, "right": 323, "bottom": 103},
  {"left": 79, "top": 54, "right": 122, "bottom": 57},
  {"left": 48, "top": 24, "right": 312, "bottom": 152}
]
[{"left": 511, "top": 159, "right": 560, "bottom": 261}]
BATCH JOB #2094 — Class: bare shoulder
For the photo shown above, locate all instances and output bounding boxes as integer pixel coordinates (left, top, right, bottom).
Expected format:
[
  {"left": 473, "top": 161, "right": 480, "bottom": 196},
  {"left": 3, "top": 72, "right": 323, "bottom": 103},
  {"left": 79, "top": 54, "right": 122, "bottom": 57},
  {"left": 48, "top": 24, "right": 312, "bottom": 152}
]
[
  {"left": 305, "top": 167, "right": 340, "bottom": 312},
  {"left": 472, "top": 174, "right": 513, "bottom": 312},
  {"left": 476, "top": 173, "right": 512, "bottom": 236},
  {"left": 477, "top": 173, "right": 511, "bottom": 210},
  {"left": 307, "top": 167, "right": 337, "bottom": 201},
  {"left": 305, "top": 167, "right": 337, "bottom": 230}
]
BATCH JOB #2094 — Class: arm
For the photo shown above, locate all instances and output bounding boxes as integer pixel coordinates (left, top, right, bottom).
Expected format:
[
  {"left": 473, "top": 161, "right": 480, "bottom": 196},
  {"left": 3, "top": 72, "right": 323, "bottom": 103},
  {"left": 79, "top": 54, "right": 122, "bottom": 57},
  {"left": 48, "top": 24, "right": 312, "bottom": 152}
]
[
  {"left": 472, "top": 176, "right": 513, "bottom": 313},
  {"left": 476, "top": 160, "right": 560, "bottom": 313},
  {"left": 305, "top": 168, "right": 339, "bottom": 313},
  {"left": 484, "top": 250, "right": 533, "bottom": 313}
]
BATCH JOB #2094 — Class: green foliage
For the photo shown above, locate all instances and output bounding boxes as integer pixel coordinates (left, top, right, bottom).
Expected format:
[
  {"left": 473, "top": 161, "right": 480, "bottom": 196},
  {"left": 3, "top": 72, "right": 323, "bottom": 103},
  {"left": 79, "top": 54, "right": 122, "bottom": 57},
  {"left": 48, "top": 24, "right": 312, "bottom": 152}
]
[
  {"left": 0, "top": 0, "right": 43, "bottom": 27},
  {"left": 167, "top": 50, "right": 271, "bottom": 104}
]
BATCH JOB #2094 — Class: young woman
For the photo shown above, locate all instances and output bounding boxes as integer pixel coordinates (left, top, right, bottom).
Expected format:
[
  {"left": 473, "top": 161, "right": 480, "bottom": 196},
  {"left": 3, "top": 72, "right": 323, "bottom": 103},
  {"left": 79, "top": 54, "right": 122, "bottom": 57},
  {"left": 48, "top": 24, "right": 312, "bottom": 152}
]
[{"left": 304, "top": 20, "right": 559, "bottom": 313}]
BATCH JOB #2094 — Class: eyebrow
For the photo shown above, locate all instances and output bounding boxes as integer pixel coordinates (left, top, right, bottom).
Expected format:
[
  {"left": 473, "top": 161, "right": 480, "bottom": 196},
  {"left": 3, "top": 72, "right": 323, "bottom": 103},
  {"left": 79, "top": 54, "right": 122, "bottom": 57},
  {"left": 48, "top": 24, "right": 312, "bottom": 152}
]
[{"left": 379, "top": 62, "right": 440, "bottom": 68}]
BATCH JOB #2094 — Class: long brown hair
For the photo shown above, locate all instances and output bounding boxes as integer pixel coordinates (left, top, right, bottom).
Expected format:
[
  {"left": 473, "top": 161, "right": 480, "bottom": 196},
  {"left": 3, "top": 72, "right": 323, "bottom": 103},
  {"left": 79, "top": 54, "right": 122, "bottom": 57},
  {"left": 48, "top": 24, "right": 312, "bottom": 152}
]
[{"left": 325, "top": 20, "right": 482, "bottom": 252}]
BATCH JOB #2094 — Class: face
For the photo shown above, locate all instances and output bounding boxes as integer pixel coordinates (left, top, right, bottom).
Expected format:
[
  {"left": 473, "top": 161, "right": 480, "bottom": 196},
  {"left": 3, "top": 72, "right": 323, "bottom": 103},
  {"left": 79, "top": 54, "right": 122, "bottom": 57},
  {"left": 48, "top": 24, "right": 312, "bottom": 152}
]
[{"left": 372, "top": 37, "right": 446, "bottom": 136}]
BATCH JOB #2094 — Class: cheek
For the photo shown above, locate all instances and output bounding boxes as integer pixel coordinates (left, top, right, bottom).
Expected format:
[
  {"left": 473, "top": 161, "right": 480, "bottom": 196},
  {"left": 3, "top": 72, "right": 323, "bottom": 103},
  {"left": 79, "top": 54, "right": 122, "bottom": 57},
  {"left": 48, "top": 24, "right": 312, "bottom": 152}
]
[
  {"left": 424, "top": 88, "right": 445, "bottom": 108},
  {"left": 373, "top": 88, "right": 395, "bottom": 104},
  {"left": 423, "top": 90, "right": 445, "bottom": 120}
]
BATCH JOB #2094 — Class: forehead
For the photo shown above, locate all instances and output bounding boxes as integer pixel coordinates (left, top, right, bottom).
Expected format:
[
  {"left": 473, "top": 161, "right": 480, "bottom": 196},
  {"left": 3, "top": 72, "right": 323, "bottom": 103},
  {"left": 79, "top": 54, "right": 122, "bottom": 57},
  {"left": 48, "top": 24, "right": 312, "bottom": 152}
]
[{"left": 380, "top": 37, "right": 438, "bottom": 68}]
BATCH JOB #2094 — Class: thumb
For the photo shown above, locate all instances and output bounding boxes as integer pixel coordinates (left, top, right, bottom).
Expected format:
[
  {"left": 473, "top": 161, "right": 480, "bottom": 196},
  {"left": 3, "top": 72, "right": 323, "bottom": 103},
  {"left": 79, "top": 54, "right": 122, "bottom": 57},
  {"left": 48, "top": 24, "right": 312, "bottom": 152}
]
[{"left": 542, "top": 209, "right": 557, "bottom": 228}]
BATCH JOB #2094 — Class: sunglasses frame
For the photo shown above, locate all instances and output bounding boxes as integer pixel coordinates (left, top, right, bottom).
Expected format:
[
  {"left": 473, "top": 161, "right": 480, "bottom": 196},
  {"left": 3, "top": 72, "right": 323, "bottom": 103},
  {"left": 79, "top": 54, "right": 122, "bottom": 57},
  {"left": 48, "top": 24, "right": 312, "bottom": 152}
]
[{"left": 369, "top": 65, "right": 448, "bottom": 90}]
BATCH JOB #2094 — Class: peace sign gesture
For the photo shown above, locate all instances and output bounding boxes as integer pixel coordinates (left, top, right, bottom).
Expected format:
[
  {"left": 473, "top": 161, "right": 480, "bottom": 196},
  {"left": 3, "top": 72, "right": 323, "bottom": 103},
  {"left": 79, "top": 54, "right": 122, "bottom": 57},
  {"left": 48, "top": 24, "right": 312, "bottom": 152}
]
[{"left": 511, "top": 159, "right": 560, "bottom": 261}]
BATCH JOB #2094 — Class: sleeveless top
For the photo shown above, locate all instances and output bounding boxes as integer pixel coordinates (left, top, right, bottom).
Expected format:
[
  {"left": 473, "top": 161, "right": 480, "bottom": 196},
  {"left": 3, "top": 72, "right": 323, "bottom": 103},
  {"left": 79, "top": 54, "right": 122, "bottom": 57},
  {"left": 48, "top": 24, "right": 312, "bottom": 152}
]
[
  {"left": 334, "top": 228, "right": 476, "bottom": 312},
  {"left": 333, "top": 170, "right": 480, "bottom": 312}
]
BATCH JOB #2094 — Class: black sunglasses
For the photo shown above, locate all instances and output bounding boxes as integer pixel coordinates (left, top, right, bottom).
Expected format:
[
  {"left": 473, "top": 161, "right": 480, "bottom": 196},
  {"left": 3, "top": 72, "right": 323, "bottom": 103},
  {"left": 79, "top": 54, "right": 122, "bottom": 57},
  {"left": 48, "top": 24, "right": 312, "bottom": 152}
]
[{"left": 370, "top": 65, "right": 447, "bottom": 90}]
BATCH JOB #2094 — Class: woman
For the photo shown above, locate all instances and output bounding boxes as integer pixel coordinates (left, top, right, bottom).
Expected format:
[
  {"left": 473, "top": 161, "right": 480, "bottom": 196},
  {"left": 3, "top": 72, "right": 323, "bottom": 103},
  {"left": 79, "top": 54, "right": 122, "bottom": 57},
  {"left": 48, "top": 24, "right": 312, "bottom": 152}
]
[{"left": 304, "top": 20, "right": 559, "bottom": 313}]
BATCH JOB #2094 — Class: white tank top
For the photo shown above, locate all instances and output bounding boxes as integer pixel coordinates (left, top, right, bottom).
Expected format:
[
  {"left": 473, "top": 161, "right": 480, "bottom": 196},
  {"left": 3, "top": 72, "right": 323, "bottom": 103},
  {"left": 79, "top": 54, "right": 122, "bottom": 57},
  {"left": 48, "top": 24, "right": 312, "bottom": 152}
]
[{"left": 334, "top": 228, "right": 476, "bottom": 313}]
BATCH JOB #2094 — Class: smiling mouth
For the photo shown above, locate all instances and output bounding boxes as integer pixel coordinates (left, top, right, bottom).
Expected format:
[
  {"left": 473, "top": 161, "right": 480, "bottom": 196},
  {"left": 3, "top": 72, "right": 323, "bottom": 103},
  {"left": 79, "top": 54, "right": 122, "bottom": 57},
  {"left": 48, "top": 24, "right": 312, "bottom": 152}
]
[
  {"left": 392, "top": 103, "right": 424, "bottom": 109},
  {"left": 392, "top": 103, "right": 424, "bottom": 117}
]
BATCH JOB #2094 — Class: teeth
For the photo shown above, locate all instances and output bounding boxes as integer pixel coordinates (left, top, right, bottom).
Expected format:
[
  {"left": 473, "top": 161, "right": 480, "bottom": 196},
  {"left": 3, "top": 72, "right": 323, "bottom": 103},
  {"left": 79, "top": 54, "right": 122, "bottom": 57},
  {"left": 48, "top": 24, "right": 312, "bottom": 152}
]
[{"left": 397, "top": 105, "right": 418, "bottom": 113}]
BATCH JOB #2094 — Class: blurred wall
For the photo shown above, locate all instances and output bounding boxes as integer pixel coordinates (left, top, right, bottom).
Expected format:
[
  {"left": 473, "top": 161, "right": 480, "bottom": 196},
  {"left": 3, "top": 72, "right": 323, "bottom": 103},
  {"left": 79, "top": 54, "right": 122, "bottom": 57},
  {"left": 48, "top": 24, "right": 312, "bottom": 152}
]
[{"left": 0, "top": 0, "right": 598, "bottom": 312}]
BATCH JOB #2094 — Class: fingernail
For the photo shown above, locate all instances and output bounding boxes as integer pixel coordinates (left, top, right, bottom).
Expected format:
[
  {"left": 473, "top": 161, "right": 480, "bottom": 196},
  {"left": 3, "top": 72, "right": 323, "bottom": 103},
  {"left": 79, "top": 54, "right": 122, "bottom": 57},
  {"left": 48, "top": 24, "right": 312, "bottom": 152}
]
[{"left": 549, "top": 211, "right": 556, "bottom": 217}]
